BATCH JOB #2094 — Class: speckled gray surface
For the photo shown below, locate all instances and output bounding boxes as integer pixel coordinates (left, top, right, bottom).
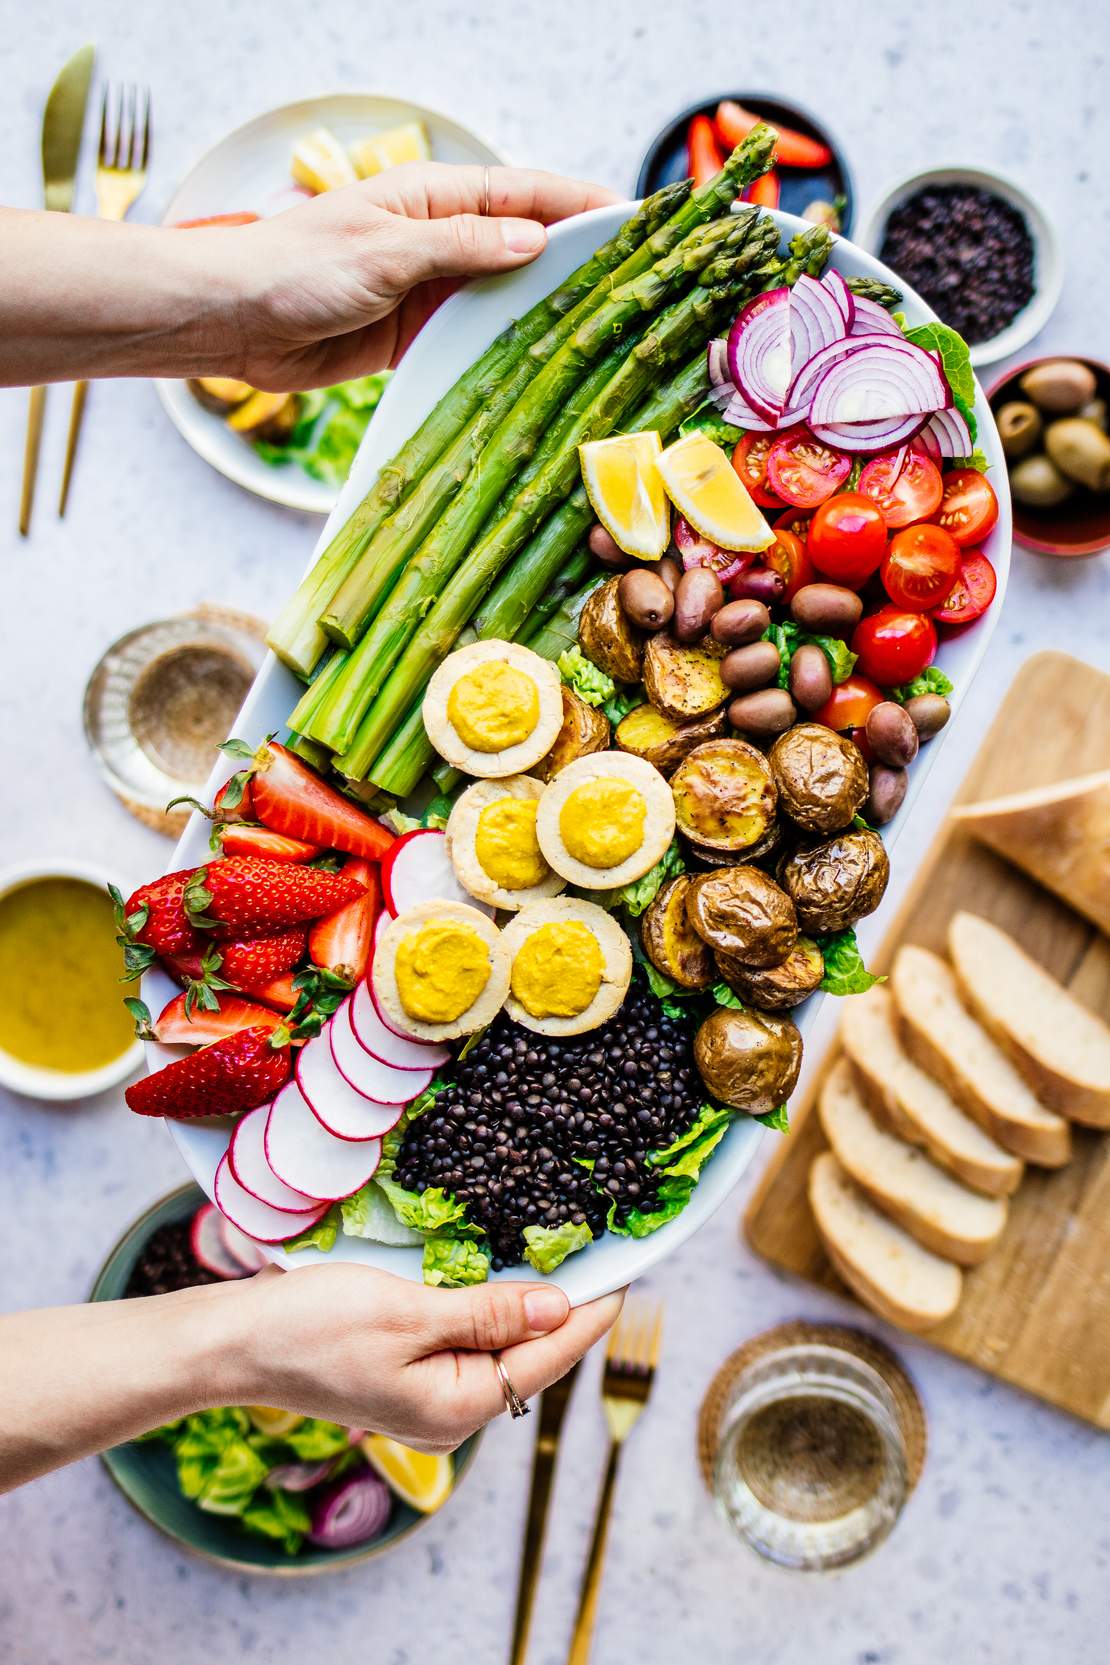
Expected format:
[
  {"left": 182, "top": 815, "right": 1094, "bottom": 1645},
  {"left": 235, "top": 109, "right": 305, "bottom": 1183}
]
[{"left": 1, "top": 2, "right": 1109, "bottom": 1660}]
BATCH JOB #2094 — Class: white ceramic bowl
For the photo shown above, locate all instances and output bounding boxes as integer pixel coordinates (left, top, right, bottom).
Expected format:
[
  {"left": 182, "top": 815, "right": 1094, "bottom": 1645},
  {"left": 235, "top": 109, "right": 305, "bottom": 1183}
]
[
  {"left": 857, "top": 163, "right": 1062, "bottom": 368},
  {"left": 0, "top": 859, "right": 145, "bottom": 1101},
  {"left": 145, "top": 205, "right": 1011, "bottom": 1303},
  {"left": 157, "top": 93, "right": 509, "bottom": 515}
]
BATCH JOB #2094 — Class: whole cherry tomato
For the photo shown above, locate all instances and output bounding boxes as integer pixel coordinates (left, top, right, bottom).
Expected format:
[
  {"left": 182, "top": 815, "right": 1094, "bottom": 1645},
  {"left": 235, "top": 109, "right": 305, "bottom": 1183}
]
[
  {"left": 808, "top": 493, "right": 888, "bottom": 587},
  {"left": 859, "top": 447, "right": 944, "bottom": 528},
  {"left": 936, "top": 469, "right": 1000, "bottom": 547},
  {"left": 732, "top": 433, "right": 785, "bottom": 508},
  {"left": 881, "top": 522, "right": 961, "bottom": 611},
  {"left": 766, "top": 428, "right": 852, "bottom": 509},
  {"left": 813, "top": 674, "right": 885, "bottom": 732},
  {"left": 851, "top": 607, "right": 938, "bottom": 687},
  {"left": 761, "top": 527, "right": 814, "bottom": 601},
  {"left": 931, "top": 548, "right": 997, "bottom": 626}
]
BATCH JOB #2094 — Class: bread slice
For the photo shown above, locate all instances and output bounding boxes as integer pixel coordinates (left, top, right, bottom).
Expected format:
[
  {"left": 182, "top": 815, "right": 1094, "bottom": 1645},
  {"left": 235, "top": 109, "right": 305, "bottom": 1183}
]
[
  {"left": 808, "top": 1151, "right": 963, "bottom": 1332},
  {"left": 890, "top": 946, "right": 1071, "bottom": 1167},
  {"left": 948, "top": 911, "right": 1110, "bottom": 1128},
  {"left": 950, "top": 771, "right": 1110, "bottom": 936},
  {"left": 840, "top": 985, "right": 1024, "bottom": 1197},
  {"left": 818, "top": 1058, "right": 1008, "bottom": 1265}
]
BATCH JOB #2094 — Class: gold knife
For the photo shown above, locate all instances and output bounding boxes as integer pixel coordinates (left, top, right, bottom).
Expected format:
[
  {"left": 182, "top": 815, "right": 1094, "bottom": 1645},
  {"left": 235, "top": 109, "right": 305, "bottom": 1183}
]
[
  {"left": 18, "top": 43, "right": 95, "bottom": 536},
  {"left": 508, "top": 1359, "right": 581, "bottom": 1665}
]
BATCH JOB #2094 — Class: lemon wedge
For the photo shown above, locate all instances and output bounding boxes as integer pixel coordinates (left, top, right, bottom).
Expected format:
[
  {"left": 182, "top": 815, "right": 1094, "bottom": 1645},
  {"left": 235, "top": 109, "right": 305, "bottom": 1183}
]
[
  {"left": 579, "top": 430, "right": 670, "bottom": 560},
  {"left": 656, "top": 431, "right": 774, "bottom": 552},
  {"left": 290, "top": 128, "right": 358, "bottom": 193},
  {"left": 245, "top": 1406, "right": 304, "bottom": 1438},
  {"left": 349, "top": 121, "right": 432, "bottom": 180},
  {"left": 359, "top": 1435, "right": 454, "bottom": 1513}
]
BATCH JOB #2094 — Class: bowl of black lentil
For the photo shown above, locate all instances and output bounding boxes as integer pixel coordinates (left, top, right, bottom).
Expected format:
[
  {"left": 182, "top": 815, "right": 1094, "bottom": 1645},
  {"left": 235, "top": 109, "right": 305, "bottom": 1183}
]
[{"left": 857, "top": 165, "right": 1061, "bottom": 367}]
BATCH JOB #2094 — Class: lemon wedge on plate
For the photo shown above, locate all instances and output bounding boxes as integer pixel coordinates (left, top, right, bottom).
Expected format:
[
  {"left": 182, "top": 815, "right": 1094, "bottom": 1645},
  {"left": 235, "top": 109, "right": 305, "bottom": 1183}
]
[
  {"left": 350, "top": 121, "right": 432, "bottom": 180},
  {"left": 245, "top": 1406, "right": 304, "bottom": 1438},
  {"left": 291, "top": 128, "right": 358, "bottom": 193},
  {"left": 656, "top": 432, "right": 774, "bottom": 552},
  {"left": 360, "top": 1434, "right": 454, "bottom": 1513},
  {"left": 580, "top": 431, "right": 670, "bottom": 560}
]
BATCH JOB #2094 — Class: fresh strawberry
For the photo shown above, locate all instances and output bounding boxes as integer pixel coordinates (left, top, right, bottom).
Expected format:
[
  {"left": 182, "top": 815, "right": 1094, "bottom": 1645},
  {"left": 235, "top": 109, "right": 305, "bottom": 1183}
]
[
  {"left": 216, "top": 823, "right": 319, "bottom": 862},
  {"left": 112, "top": 870, "right": 204, "bottom": 978},
  {"left": 214, "top": 770, "right": 254, "bottom": 821},
  {"left": 250, "top": 971, "right": 300, "bottom": 1012},
  {"left": 307, "top": 860, "right": 380, "bottom": 983},
  {"left": 125, "top": 1027, "right": 290, "bottom": 1119},
  {"left": 220, "top": 927, "right": 307, "bottom": 989},
  {"left": 184, "top": 856, "right": 368, "bottom": 938},
  {"left": 149, "top": 992, "right": 285, "bottom": 1044},
  {"left": 220, "top": 738, "right": 394, "bottom": 861}
]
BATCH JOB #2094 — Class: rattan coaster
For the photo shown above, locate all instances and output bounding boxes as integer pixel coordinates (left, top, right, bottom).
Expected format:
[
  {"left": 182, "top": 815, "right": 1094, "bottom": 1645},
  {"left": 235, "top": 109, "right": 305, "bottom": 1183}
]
[{"left": 696, "top": 1321, "right": 926, "bottom": 1493}]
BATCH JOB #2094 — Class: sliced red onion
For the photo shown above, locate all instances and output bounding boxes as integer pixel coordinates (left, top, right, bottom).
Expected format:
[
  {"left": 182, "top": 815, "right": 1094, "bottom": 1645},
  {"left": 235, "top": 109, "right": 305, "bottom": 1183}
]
[
  {"left": 821, "top": 269, "right": 856, "bottom": 329},
  {"left": 784, "top": 334, "right": 871, "bottom": 422},
  {"left": 307, "top": 1472, "right": 392, "bottom": 1548},
  {"left": 727, "top": 288, "right": 792, "bottom": 420},
  {"left": 708, "top": 380, "right": 776, "bottom": 431},
  {"left": 673, "top": 515, "right": 749, "bottom": 583},
  {"left": 915, "top": 422, "right": 942, "bottom": 462},
  {"left": 788, "top": 276, "right": 848, "bottom": 382},
  {"left": 707, "top": 338, "right": 729, "bottom": 386},
  {"left": 920, "top": 407, "right": 973, "bottom": 458},
  {"left": 849, "top": 294, "right": 904, "bottom": 337},
  {"left": 809, "top": 341, "right": 949, "bottom": 425},
  {"left": 264, "top": 1461, "right": 335, "bottom": 1493},
  {"left": 810, "top": 412, "right": 930, "bottom": 452}
]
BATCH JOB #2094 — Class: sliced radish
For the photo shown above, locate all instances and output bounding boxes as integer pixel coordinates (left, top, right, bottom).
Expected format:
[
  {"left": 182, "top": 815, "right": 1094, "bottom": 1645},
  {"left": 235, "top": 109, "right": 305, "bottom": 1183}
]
[
  {"left": 297, "top": 1021, "right": 406, "bottom": 1139},
  {"left": 214, "top": 1152, "right": 329, "bottom": 1244},
  {"left": 217, "top": 1217, "right": 270, "bottom": 1273},
  {"left": 267, "top": 1078, "right": 382, "bottom": 1200},
  {"left": 349, "top": 980, "right": 449, "bottom": 1070},
  {"left": 229, "top": 1103, "right": 320, "bottom": 1214},
  {"left": 331, "top": 1003, "right": 433, "bottom": 1104},
  {"left": 190, "top": 1201, "right": 248, "bottom": 1278},
  {"left": 382, "top": 827, "right": 494, "bottom": 918}
]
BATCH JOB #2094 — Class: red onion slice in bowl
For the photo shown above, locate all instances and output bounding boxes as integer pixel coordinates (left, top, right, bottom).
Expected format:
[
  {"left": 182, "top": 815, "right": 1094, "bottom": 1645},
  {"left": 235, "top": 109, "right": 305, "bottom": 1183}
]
[
  {"left": 809, "top": 412, "right": 930, "bottom": 452},
  {"left": 821, "top": 268, "right": 856, "bottom": 328},
  {"left": 707, "top": 337, "right": 729, "bottom": 386},
  {"left": 919, "top": 407, "right": 974, "bottom": 458},
  {"left": 726, "top": 288, "right": 792, "bottom": 420},
  {"left": 808, "top": 341, "right": 950, "bottom": 425},
  {"left": 789, "top": 275, "right": 847, "bottom": 380},
  {"left": 307, "top": 1472, "right": 392, "bottom": 1548},
  {"left": 849, "top": 293, "right": 904, "bottom": 337}
]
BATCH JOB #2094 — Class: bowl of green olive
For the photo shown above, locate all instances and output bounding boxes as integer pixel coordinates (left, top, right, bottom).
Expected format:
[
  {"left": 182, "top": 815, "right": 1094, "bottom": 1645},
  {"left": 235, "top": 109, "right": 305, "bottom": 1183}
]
[{"left": 989, "top": 355, "right": 1110, "bottom": 557}]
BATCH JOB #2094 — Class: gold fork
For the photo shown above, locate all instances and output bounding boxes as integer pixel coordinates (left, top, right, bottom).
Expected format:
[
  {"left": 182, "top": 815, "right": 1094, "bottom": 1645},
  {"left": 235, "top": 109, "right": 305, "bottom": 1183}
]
[
  {"left": 565, "top": 1303, "right": 662, "bottom": 1665},
  {"left": 508, "top": 1359, "right": 582, "bottom": 1665},
  {"left": 57, "top": 82, "right": 151, "bottom": 517}
]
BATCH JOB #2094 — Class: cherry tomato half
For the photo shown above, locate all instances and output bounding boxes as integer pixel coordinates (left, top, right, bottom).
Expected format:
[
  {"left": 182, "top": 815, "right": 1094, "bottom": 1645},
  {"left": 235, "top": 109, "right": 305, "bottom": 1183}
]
[
  {"left": 859, "top": 447, "right": 944, "bottom": 528},
  {"left": 732, "top": 433, "right": 786, "bottom": 508},
  {"left": 814, "top": 675, "right": 885, "bottom": 732},
  {"left": 851, "top": 608, "right": 938, "bottom": 688},
  {"left": 931, "top": 548, "right": 997, "bottom": 626},
  {"left": 761, "top": 528, "right": 814, "bottom": 601},
  {"left": 774, "top": 506, "right": 812, "bottom": 542},
  {"left": 936, "top": 469, "right": 1000, "bottom": 547},
  {"left": 766, "top": 428, "right": 852, "bottom": 509},
  {"left": 881, "top": 522, "right": 961, "bottom": 612},
  {"left": 808, "top": 493, "right": 888, "bottom": 587}
]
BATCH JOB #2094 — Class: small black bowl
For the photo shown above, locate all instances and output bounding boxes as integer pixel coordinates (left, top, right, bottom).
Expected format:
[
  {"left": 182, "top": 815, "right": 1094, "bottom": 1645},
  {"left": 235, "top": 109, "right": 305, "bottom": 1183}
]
[{"left": 636, "top": 93, "right": 854, "bottom": 237}]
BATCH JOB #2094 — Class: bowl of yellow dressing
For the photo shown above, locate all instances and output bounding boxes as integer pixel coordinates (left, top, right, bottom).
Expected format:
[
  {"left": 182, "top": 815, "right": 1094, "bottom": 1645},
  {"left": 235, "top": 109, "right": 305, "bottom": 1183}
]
[{"left": 0, "top": 860, "right": 144, "bottom": 1101}]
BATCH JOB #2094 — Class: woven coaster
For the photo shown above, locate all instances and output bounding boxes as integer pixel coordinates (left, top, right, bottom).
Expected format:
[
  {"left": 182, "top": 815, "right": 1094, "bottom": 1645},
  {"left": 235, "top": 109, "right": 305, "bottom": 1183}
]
[{"left": 696, "top": 1320, "right": 926, "bottom": 1494}]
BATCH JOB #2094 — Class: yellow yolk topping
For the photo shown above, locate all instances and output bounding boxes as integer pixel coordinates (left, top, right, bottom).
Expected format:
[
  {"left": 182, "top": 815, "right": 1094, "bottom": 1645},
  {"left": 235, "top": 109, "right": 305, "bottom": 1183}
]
[
  {"left": 447, "top": 663, "right": 539, "bottom": 753},
  {"left": 510, "top": 922, "right": 603, "bottom": 1019},
  {"left": 394, "top": 922, "right": 491, "bottom": 1023},
  {"left": 558, "top": 779, "right": 646, "bottom": 869},
  {"left": 474, "top": 798, "right": 548, "bottom": 890}
]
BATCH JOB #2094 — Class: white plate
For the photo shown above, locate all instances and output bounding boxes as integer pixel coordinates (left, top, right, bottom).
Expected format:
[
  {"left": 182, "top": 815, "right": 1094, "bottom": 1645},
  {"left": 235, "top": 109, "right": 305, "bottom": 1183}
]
[
  {"left": 156, "top": 94, "right": 509, "bottom": 515},
  {"left": 147, "top": 205, "right": 1011, "bottom": 1304}
]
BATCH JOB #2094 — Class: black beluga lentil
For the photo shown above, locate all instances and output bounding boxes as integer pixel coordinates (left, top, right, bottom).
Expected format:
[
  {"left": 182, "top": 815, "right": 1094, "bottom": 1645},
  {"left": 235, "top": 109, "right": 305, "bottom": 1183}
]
[
  {"left": 879, "top": 184, "right": 1035, "bottom": 345},
  {"left": 393, "top": 973, "right": 706, "bottom": 1267}
]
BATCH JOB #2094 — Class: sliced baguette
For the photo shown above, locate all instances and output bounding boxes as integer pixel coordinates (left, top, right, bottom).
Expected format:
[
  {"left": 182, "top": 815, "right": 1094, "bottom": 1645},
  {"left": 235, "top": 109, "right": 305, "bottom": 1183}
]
[
  {"left": 818, "top": 1058, "right": 1008, "bottom": 1265},
  {"left": 890, "top": 946, "right": 1071, "bottom": 1168},
  {"left": 948, "top": 911, "right": 1110, "bottom": 1128},
  {"left": 808, "top": 1151, "right": 963, "bottom": 1332},
  {"left": 840, "top": 985, "right": 1023, "bottom": 1197}
]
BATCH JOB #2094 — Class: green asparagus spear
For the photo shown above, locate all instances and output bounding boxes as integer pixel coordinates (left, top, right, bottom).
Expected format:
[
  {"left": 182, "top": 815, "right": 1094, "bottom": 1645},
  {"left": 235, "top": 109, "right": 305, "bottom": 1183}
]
[
  {"left": 846, "top": 275, "right": 903, "bottom": 308},
  {"left": 777, "top": 222, "right": 834, "bottom": 286}
]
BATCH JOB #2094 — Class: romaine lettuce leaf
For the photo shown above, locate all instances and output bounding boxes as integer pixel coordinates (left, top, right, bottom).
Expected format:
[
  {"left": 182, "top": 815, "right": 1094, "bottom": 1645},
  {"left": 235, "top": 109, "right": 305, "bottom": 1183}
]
[
  {"left": 817, "top": 928, "right": 884, "bottom": 996},
  {"left": 590, "top": 839, "right": 685, "bottom": 917},
  {"left": 523, "top": 1219, "right": 594, "bottom": 1273},
  {"left": 375, "top": 1178, "right": 472, "bottom": 1237},
  {"left": 241, "top": 1487, "right": 311, "bottom": 1555},
  {"left": 422, "top": 1237, "right": 491, "bottom": 1286},
  {"left": 679, "top": 405, "right": 746, "bottom": 449},
  {"left": 904, "top": 323, "right": 978, "bottom": 441},
  {"left": 711, "top": 981, "right": 744, "bottom": 1009},
  {"left": 341, "top": 1181, "right": 424, "bottom": 1246},
  {"left": 891, "top": 665, "right": 954, "bottom": 703},
  {"left": 754, "top": 1104, "right": 790, "bottom": 1133},
  {"left": 283, "top": 1204, "right": 340, "bottom": 1255},
  {"left": 195, "top": 1438, "right": 269, "bottom": 1517},
  {"left": 283, "top": 1418, "right": 350, "bottom": 1461},
  {"left": 557, "top": 645, "right": 615, "bottom": 707}
]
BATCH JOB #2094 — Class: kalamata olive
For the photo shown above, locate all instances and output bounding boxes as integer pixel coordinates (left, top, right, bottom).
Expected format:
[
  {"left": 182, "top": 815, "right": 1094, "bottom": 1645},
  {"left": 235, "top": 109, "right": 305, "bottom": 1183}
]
[
  {"left": 1010, "top": 453, "right": 1073, "bottom": 508},
  {"left": 618, "top": 567, "right": 674, "bottom": 631},
  {"left": 728, "top": 688, "right": 797, "bottom": 736},
  {"left": 1019, "top": 359, "right": 1097, "bottom": 414},
  {"left": 790, "top": 583, "right": 864, "bottom": 638},
  {"left": 656, "top": 554, "right": 681, "bottom": 593},
  {"left": 1079, "top": 397, "right": 1108, "bottom": 433},
  {"left": 1044, "top": 418, "right": 1110, "bottom": 492},
  {"left": 727, "top": 566, "right": 786, "bottom": 605},
  {"left": 866, "top": 764, "right": 908, "bottom": 826},
  {"left": 710, "top": 597, "right": 770, "bottom": 647},
  {"left": 903, "top": 692, "right": 951, "bottom": 741},
  {"left": 721, "top": 641, "right": 781, "bottom": 692},
  {"left": 673, "top": 566, "right": 725, "bottom": 643},
  {"left": 788, "top": 643, "right": 833, "bottom": 713},
  {"left": 996, "top": 400, "right": 1042, "bottom": 461},
  {"left": 865, "top": 700, "right": 919, "bottom": 766},
  {"left": 588, "top": 523, "right": 633, "bottom": 569}
]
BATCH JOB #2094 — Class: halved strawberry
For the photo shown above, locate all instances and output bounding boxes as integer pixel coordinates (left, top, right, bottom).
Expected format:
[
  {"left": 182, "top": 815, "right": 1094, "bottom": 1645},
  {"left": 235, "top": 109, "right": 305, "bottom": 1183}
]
[
  {"left": 185, "top": 857, "right": 367, "bottom": 939},
  {"left": 125, "top": 1027, "right": 291, "bottom": 1119},
  {"left": 307, "top": 860, "right": 380, "bottom": 983},
  {"left": 250, "top": 972, "right": 300, "bottom": 1012},
  {"left": 151, "top": 992, "right": 285, "bottom": 1044},
  {"left": 220, "top": 738, "right": 394, "bottom": 861},
  {"left": 216, "top": 824, "right": 318, "bottom": 862},
  {"left": 112, "top": 870, "right": 204, "bottom": 977},
  {"left": 220, "top": 927, "right": 307, "bottom": 989},
  {"left": 214, "top": 771, "right": 254, "bottom": 821}
]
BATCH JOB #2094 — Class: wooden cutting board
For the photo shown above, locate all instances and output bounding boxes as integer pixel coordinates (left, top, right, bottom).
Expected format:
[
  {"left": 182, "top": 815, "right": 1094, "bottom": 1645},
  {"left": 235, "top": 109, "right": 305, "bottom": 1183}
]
[{"left": 744, "top": 651, "right": 1110, "bottom": 1428}]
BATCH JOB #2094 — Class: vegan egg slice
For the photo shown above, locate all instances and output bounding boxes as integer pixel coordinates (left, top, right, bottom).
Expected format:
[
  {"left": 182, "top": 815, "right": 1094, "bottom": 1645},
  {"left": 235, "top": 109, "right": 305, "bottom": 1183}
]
[
  {"left": 445, "top": 775, "right": 566, "bottom": 910},
  {"left": 422, "top": 640, "right": 564, "bottom": 777},
  {"left": 501, "top": 897, "right": 632, "bottom": 1036},
  {"left": 536, "top": 751, "right": 675, "bottom": 890},
  {"left": 372, "top": 900, "right": 509, "bottom": 1042},
  {"left": 656, "top": 431, "right": 774, "bottom": 552},
  {"left": 580, "top": 430, "right": 670, "bottom": 559}
]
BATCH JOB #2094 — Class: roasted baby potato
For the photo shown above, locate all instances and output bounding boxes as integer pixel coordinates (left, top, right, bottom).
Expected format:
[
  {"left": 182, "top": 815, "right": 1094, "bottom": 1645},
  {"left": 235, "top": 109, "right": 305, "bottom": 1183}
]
[
  {"left": 670, "top": 738, "right": 778, "bottom": 853},
  {"left": 533, "top": 685, "right": 610, "bottom": 782},
  {"left": 686, "top": 865, "right": 798, "bottom": 968},
  {"left": 641, "top": 632, "right": 729, "bottom": 720},
  {"left": 577, "top": 576, "right": 644, "bottom": 685},
  {"left": 640, "top": 876, "right": 714, "bottom": 990},
  {"left": 694, "top": 1005, "right": 802, "bottom": 1114},
  {"left": 778, "top": 828, "right": 890, "bottom": 934},
  {"left": 226, "top": 389, "right": 299, "bottom": 442},
  {"left": 615, "top": 702, "right": 726, "bottom": 774},
  {"left": 188, "top": 376, "right": 255, "bottom": 414},
  {"left": 716, "top": 936, "right": 824, "bottom": 1010},
  {"left": 769, "top": 723, "right": 869, "bottom": 834}
]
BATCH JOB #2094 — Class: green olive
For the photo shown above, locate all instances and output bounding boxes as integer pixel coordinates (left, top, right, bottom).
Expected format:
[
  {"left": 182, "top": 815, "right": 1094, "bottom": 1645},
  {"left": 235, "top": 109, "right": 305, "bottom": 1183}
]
[
  {"left": 1044, "top": 418, "right": 1110, "bottom": 493},
  {"left": 1079, "top": 396, "right": 1108, "bottom": 433},
  {"left": 1009, "top": 453, "right": 1074, "bottom": 508},
  {"left": 995, "top": 401, "right": 1042, "bottom": 460},
  {"left": 1019, "top": 359, "right": 1097, "bottom": 414}
]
